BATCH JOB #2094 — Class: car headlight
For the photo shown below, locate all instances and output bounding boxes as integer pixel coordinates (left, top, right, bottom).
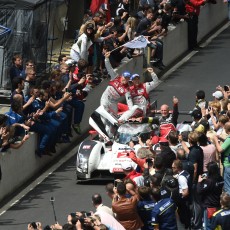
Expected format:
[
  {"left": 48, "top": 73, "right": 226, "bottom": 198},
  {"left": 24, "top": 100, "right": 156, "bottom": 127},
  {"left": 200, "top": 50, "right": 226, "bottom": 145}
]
[{"left": 78, "top": 154, "right": 88, "bottom": 173}]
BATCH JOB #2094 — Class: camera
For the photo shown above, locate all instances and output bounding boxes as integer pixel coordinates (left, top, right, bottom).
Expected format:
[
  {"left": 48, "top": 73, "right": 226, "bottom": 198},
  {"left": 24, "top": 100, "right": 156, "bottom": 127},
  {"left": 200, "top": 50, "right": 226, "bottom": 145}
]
[
  {"left": 224, "top": 85, "right": 229, "bottom": 92},
  {"left": 84, "top": 212, "right": 91, "bottom": 217},
  {"left": 146, "top": 158, "right": 153, "bottom": 167}
]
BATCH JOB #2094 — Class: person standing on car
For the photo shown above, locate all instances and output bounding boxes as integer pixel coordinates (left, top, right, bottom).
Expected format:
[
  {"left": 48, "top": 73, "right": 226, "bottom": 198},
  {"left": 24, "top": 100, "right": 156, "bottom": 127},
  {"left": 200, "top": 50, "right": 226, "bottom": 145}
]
[
  {"left": 120, "top": 68, "right": 160, "bottom": 122},
  {"left": 90, "top": 52, "right": 132, "bottom": 142}
]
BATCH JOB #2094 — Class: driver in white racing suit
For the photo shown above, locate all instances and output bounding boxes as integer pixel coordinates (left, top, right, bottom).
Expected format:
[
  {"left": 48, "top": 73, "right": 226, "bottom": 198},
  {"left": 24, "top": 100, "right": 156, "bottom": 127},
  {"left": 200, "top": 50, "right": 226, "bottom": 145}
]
[
  {"left": 119, "top": 68, "right": 160, "bottom": 121},
  {"left": 90, "top": 52, "right": 133, "bottom": 141}
]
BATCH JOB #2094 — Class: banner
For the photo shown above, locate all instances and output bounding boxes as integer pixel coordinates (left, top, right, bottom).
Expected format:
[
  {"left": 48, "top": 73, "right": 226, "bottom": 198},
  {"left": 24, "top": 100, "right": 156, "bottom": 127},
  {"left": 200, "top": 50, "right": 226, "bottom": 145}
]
[{"left": 123, "top": 36, "right": 149, "bottom": 49}]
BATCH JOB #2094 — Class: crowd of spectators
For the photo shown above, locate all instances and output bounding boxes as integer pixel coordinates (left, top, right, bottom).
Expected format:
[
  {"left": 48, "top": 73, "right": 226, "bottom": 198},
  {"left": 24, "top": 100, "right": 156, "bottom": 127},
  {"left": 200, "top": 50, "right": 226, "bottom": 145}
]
[{"left": 26, "top": 85, "right": 230, "bottom": 230}]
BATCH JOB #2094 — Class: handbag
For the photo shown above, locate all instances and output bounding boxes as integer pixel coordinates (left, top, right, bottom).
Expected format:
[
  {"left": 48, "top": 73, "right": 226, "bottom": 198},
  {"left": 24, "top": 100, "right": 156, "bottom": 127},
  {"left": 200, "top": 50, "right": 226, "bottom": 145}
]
[{"left": 207, "top": 207, "right": 217, "bottom": 219}]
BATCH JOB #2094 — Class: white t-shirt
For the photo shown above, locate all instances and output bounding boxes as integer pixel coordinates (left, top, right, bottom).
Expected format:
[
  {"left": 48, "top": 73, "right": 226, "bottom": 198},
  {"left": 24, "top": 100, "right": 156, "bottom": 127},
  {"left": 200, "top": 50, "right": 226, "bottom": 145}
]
[
  {"left": 95, "top": 210, "right": 126, "bottom": 230},
  {"left": 178, "top": 171, "right": 188, "bottom": 194}
]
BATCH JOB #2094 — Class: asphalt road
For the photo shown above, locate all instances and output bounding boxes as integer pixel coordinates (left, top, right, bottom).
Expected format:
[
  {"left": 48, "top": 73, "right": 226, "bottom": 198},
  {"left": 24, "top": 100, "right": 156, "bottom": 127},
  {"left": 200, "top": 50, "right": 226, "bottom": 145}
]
[{"left": 0, "top": 24, "right": 230, "bottom": 229}]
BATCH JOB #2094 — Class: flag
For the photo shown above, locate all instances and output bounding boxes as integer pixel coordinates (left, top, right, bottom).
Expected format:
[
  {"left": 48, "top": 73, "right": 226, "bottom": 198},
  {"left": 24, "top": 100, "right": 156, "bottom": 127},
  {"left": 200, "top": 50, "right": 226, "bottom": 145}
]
[{"left": 123, "top": 36, "right": 149, "bottom": 49}]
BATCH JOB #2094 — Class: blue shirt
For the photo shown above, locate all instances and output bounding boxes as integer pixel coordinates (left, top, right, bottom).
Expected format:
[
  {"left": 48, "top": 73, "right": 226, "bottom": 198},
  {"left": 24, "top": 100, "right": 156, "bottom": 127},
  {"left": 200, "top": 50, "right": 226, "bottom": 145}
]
[{"left": 151, "top": 198, "right": 178, "bottom": 230}]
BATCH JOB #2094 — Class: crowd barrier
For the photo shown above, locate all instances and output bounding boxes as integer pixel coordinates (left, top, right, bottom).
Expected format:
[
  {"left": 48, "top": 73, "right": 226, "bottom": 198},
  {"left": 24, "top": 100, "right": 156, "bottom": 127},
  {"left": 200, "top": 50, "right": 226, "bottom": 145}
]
[{"left": 0, "top": 2, "right": 228, "bottom": 204}]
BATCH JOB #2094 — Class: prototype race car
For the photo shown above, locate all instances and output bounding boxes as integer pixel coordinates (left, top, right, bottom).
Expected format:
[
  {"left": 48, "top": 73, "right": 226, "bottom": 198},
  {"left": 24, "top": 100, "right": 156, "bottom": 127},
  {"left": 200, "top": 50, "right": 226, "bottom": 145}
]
[{"left": 76, "top": 122, "right": 152, "bottom": 182}]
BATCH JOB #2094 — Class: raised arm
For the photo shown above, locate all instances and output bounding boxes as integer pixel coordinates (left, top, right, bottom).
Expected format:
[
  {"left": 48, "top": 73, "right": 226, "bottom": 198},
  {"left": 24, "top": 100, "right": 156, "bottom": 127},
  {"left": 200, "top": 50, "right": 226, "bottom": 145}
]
[{"left": 104, "top": 52, "right": 119, "bottom": 80}]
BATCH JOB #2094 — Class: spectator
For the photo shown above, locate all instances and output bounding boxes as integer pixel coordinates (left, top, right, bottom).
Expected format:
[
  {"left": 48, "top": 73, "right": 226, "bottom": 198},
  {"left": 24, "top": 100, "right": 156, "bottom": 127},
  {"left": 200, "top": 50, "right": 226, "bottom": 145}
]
[
  {"left": 139, "top": 0, "right": 156, "bottom": 10},
  {"left": 70, "top": 22, "right": 95, "bottom": 63},
  {"left": 172, "top": 159, "right": 192, "bottom": 229},
  {"left": 167, "top": 130, "right": 181, "bottom": 154},
  {"left": 137, "top": 186, "right": 155, "bottom": 230},
  {"left": 112, "top": 182, "right": 143, "bottom": 230},
  {"left": 23, "top": 67, "right": 36, "bottom": 97},
  {"left": 105, "top": 183, "right": 115, "bottom": 200},
  {"left": 21, "top": 59, "right": 35, "bottom": 79},
  {"left": 211, "top": 192, "right": 230, "bottom": 230},
  {"left": 198, "top": 132, "right": 217, "bottom": 172},
  {"left": 151, "top": 187, "right": 178, "bottom": 230},
  {"left": 179, "top": 131, "right": 204, "bottom": 183},
  {"left": 53, "top": 54, "right": 67, "bottom": 70},
  {"left": 176, "top": 148, "right": 194, "bottom": 181},
  {"left": 9, "top": 54, "right": 23, "bottom": 88},
  {"left": 185, "top": 0, "right": 206, "bottom": 50},
  {"left": 92, "top": 193, "right": 114, "bottom": 216},
  {"left": 197, "top": 161, "right": 224, "bottom": 230},
  {"left": 121, "top": 161, "right": 145, "bottom": 187},
  {"left": 212, "top": 122, "right": 230, "bottom": 194},
  {"left": 195, "top": 89, "right": 208, "bottom": 110}
]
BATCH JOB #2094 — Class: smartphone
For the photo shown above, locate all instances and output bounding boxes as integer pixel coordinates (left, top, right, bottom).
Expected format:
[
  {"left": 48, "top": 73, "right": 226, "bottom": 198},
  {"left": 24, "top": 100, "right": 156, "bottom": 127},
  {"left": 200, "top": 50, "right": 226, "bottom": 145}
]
[
  {"left": 84, "top": 212, "right": 91, "bottom": 217},
  {"left": 25, "top": 130, "right": 28, "bottom": 135},
  {"left": 224, "top": 85, "right": 229, "bottom": 92},
  {"left": 50, "top": 196, "right": 55, "bottom": 202},
  {"left": 65, "top": 88, "right": 68, "bottom": 92},
  {"left": 114, "top": 180, "right": 118, "bottom": 187}
]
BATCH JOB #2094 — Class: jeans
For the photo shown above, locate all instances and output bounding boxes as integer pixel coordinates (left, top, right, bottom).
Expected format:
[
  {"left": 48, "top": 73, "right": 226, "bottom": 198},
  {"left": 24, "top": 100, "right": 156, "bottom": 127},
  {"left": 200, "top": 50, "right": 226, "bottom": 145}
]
[
  {"left": 67, "top": 97, "right": 85, "bottom": 124},
  {"left": 30, "top": 122, "right": 53, "bottom": 151},
  {"left": 204, "top": 209, "right": 212, "bottom": 230},
  {"left": 224, "top": 166, "right": 230, "bottom": 194}
]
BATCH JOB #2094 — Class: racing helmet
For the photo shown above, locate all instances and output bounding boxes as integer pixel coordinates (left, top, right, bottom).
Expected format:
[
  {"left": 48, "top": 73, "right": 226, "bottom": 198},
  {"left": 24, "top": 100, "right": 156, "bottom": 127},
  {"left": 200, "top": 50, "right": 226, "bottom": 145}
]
[
  {"left": 131, "top": 73, "right": 140, "bottom": 80},
  {"left": 122, "top": 71, "right": 131, "bottom": 78}
]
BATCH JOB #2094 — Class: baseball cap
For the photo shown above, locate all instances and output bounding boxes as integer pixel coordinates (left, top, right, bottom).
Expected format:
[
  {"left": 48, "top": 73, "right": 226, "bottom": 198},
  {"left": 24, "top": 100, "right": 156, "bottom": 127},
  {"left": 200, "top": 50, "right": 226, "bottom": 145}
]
[
  {"left": 122, "top": 71, "right": 131, "bottom": 78},
  {"left": 121, "top": 161, "right": 132, "bottom": 171},
  {"left": 131, "top": 73, "right": 140, "bottom": 80},
  {"left": 212, "top": 91, "right": 223, "bottom": 99}
]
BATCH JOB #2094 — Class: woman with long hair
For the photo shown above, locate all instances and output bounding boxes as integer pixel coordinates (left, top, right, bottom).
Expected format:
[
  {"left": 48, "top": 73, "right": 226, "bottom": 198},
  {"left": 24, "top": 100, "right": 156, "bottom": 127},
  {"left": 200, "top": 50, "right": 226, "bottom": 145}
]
[{"left": 197, "top": 161, "right": 224, "bottom": 230}]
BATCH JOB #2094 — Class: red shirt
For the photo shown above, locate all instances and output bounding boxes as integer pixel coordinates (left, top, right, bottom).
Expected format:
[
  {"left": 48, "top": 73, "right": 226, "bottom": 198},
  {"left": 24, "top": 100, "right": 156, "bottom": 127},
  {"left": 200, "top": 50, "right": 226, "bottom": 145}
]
[{"left": 185, "top": 0, "right": 205, "bottom": 16}]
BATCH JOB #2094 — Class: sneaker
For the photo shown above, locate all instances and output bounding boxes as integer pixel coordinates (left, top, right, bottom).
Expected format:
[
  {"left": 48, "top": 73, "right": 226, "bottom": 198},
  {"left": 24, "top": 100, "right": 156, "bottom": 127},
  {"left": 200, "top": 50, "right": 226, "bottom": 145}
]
[{"left": 72, "top": 124, "right": 82, "bottom": 135}]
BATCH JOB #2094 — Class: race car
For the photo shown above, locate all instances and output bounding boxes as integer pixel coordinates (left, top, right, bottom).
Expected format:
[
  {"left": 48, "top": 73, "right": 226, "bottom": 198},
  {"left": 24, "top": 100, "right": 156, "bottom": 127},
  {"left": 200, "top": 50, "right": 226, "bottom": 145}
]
[{"left": 76, "top": 122, "right": 152, "bottom": 182}]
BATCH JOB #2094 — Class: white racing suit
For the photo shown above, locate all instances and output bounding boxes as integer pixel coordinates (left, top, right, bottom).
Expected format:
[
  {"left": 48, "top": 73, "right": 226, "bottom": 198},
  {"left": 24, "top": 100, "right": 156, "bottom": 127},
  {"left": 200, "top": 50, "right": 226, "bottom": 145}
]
[
  {"left": 90, "top": 58, "right": 132, "bottom": 141},
  {"left": 121, "top": 72, "right": 160, "bottom": 121}
]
